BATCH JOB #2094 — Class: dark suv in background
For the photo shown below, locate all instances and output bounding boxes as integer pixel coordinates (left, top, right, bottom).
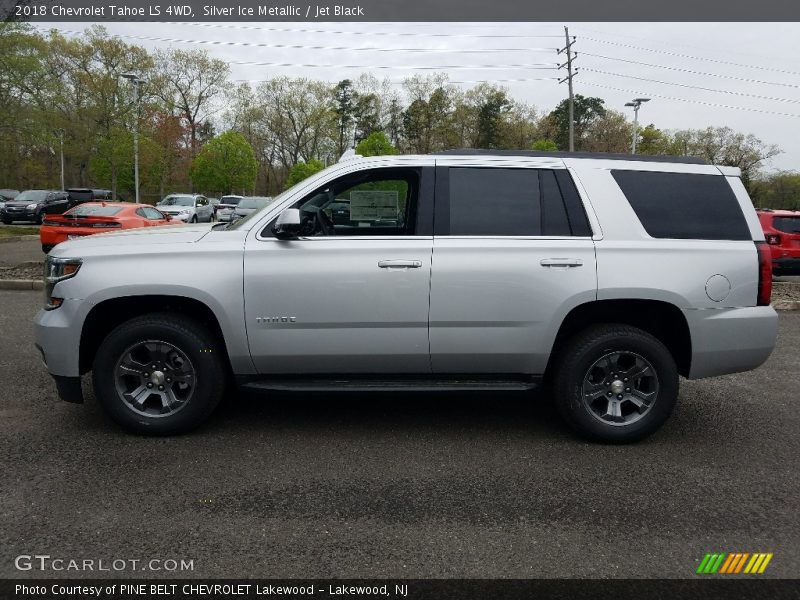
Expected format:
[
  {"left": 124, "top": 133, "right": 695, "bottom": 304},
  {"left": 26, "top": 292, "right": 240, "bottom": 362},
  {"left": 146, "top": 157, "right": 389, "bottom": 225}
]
[
  {"left": 758, "top": 208, "right": 800, "bottom": 276},
  {"left": 1, "top": 190, "right": 70, "bottom": 224}
]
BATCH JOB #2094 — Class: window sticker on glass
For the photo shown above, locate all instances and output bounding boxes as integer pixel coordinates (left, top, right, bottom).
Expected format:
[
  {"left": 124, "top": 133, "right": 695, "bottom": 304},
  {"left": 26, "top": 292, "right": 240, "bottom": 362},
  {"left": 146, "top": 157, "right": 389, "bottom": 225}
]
[{"left": 349, "top": 190, "right": 399, "bottom": 221}]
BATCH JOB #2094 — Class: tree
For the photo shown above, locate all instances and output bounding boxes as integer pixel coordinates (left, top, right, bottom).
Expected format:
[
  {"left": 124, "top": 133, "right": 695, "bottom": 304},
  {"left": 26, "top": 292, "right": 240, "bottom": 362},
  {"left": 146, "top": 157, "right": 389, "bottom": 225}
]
[
  {"left": 582, "top": 110, "right": 631, "bottom": 153},
  {"left": 333, "top": 79, "right": 355, "bottom": 156},
  {"left": 548, "top": 95, "right": 606, "bottom": 151},
  {"left": 355, "top": 131, "right": 399, "bottom": 157},
  {"left": 190, "top": 131, "right": 257, "bottom": 195},
  {"left": 154, "top": 48, "right": 230, "bottom": 166},
  {"left": 531, "top": 139, "right": 558, "bottom": 151},
  {"left": 285, "top": 159, "right": 325, "bottom": 189}
]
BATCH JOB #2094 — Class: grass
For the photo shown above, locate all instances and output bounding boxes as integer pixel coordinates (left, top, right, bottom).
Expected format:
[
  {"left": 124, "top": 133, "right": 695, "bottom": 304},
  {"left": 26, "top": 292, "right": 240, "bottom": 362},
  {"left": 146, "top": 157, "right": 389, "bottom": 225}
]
[{"left": 0, "top": 225, "right": 38, "bottom": 237}]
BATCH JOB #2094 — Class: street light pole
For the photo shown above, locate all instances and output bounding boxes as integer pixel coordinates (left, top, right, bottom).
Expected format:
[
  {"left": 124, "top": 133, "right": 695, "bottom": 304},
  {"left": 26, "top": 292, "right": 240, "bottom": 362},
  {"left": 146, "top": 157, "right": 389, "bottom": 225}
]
[
  {"left": 56, "top": 129, "right": 65, "bottom": 191},
  {"left": 120, "top": 73, "right": 145, "bottom": 203},
  {"left": 624, "top": 98, "right": 650, "bottom": 154}
]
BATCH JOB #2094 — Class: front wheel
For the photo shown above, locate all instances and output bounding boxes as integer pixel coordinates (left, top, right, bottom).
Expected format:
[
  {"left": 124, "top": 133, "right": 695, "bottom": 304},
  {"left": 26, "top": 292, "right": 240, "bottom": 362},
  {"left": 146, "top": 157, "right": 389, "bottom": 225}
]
[
  {"left": 92, "top": 313, "right": 226, "bottom": 435},
  {"left": 552, "top": 324, "right": 679, "bottom": 443},
  {"left": 34, "top": 212, "right": 44, "bottom": 225},
  {"left": 190, "top": 215, "right": 198, "bottom": 223}
]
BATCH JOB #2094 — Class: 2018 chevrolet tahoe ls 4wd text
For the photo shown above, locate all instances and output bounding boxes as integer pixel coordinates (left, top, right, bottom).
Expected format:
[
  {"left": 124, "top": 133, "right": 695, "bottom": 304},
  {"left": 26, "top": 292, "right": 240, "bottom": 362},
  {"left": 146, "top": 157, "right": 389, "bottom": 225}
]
[{"left": 34, "top": 150, "right": 778, "bottom": 442}]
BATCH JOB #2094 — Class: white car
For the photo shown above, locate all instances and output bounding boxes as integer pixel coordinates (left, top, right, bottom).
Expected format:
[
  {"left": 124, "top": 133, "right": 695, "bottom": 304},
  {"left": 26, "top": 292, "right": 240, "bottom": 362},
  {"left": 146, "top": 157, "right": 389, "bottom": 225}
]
[
  {"left": 215, "top": 195, "right": 244, "bottom": 222},
  {"left": 156, "top": 194, "right": 213, "bottom": 223}
]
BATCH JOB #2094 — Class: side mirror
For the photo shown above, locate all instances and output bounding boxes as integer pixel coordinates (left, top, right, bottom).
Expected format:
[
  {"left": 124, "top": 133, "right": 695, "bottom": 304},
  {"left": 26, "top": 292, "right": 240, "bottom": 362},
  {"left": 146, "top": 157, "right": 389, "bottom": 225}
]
[{"left": 273, "top": 208, "right": 301, "bottom": 239}]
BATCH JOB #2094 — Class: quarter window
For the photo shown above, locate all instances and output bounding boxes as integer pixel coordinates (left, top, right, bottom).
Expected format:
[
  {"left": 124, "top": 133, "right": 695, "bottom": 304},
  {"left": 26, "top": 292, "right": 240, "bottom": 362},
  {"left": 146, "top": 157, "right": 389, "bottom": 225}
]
[{"left": 612, "top": 170, "right": 751, "bottom": 241}]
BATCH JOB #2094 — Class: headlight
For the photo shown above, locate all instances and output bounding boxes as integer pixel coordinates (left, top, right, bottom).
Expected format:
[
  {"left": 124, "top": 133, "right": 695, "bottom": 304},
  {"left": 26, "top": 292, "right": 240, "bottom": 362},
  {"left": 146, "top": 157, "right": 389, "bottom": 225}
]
[
  {"left": 178, "top": 209, "right": 190, "bottom": 214},
  {"left": 27, "top": 203, "right": 38, "bottom": 210},
  {"left": 43, "top": 256, "right": 82, "bottom": 310}
]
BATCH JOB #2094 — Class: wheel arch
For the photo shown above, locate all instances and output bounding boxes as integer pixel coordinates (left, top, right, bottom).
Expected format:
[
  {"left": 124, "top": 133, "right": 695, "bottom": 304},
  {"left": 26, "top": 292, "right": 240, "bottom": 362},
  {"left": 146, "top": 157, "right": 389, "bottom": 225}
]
[
  {"left": 546, "top": 299, "right": 692, "bottom": 378},
  {"left": 79, "top": 295, "right": 232, "bottom": 376}
]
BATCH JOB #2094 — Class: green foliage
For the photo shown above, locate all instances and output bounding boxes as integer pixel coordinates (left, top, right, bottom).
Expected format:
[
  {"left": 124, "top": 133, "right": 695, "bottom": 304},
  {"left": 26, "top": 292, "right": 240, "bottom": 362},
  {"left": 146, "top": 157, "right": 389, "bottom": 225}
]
[
  {"left": 285, "top": 159, "right": 326, "bottom": 189},
  {"left": 750, "top": 172, "right": 800, "bottom": 210},
  {"left": 355, "top": 132, "right": 399, "bottom": 157},
  {"left": 190, "top": 131, "right": 257, "bottom": 194},
  {"left": 531, "top": 139, "right": 558, "bottom": 151},
  {"left": 548, "top": 95, "right": 607, "bottom": 151}
]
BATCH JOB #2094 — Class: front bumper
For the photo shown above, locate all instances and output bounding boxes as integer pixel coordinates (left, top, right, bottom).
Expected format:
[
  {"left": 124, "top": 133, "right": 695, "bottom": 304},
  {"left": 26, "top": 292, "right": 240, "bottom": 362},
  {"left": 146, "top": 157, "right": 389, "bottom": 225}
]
[
  {"left": 1, "top": 207, "right": 38, "bottom": 221},
  {"left": 683, "top": 306, "right": 778, "bottom": 379},
  {"left": 35, "top": 300, "right": 86, "bottom": 402}
]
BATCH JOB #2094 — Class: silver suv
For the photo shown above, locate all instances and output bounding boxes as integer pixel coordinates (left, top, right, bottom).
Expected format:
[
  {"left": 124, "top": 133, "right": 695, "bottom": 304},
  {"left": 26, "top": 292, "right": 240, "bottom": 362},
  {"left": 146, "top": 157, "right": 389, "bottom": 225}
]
[{"left": 34, "top": 151, "right": 778, "bottom": 442}]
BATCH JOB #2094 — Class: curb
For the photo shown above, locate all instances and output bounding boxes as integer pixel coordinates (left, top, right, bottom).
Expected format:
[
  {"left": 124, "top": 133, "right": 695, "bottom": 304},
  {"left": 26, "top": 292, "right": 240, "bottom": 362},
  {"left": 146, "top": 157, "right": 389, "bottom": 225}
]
[
  {"left": 0, "top": 279, "right": 43, "bottom": 291},
  {"left": 0, "top": 235, "right": 38, "bottom": 244}
]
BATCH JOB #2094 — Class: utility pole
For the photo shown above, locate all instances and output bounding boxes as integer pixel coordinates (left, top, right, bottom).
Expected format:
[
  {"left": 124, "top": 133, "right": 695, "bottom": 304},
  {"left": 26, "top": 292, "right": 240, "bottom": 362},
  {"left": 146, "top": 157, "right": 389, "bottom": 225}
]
[
  {"left": 624, "top": 98, "right": 650, "bottom": 154},
  {"left": 56, "top": 129, "right": 65, "bottom": 190},
  {"left": 121, "top": 73, "right": 145, "bottom": 203},
  {"left": 557, "top": 27, "right": 578, "bottom": 152}
]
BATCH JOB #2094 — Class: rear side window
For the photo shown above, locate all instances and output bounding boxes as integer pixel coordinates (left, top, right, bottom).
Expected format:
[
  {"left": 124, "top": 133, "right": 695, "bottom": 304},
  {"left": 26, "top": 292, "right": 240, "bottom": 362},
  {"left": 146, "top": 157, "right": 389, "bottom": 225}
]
[
  {"left": 611, "top": 170, "right": 751, "bottom": 241},
  {"left": 773, "top": 217, "right": 800, "bottom": 234},
  {"left": 443, "top": 168, "right": 592, "bottom": 236}
]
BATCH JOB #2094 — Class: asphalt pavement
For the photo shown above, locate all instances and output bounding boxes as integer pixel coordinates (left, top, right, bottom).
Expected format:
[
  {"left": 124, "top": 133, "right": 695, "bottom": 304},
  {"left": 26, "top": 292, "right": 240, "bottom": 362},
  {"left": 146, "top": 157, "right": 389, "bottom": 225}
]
[{"left": 0, "top": 289, "right": 798, "bottom": 579}]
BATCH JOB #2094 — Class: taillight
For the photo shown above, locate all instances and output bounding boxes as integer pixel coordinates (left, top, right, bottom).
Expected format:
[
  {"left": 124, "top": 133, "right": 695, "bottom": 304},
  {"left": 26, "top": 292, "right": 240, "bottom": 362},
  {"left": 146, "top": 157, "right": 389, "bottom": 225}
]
[
  {"left": 755, "top": 241, "right": 772, "bottom": 306},
  {"left": 765, "top": 233, "right": 781, "bottom": 245}
]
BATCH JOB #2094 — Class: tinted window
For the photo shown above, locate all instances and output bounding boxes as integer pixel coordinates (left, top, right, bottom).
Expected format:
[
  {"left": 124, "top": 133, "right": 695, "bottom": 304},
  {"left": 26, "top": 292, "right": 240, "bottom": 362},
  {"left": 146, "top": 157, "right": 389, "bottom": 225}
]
[
  {"left": 445, "top": 168, "right": 587, "bottom": 237},
  {"left": 773, "top": 217, "right": 800, "bottom": 234},
  {"left": 449, "top": 168, "right": 541, "bottom": 236},
  {"left": 67, "top": 205, "right": 123, "bottom": 217},
  {"left": 612, "top": 170, "right": 751, "bottom": 241}
]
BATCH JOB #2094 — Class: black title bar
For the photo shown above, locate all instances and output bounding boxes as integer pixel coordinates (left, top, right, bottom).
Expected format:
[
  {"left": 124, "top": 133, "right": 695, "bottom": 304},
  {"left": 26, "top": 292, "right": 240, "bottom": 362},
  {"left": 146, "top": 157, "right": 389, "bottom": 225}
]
[{"left": 2, "top": 0, "right": 799, "bottom": 22}]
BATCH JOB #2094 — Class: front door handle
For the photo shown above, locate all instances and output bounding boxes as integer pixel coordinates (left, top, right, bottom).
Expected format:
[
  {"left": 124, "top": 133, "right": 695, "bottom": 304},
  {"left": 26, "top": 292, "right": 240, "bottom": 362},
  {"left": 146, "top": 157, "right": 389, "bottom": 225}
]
[
  {"left": 378, "top": 260, "right": 422, "bottom": 269},
  {"left": 540, "top": 258, "right": 584, "bottom": 268}
]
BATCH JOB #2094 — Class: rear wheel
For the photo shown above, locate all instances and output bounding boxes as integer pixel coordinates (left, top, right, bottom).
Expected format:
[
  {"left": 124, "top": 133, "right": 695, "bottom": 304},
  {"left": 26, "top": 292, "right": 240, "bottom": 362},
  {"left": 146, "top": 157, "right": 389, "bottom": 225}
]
[
  {"left": 552, "top": 324, "right": 679, "bottom": 443},
  {"left": 92, "top": 313, "right": 226, "bottom": 435}
]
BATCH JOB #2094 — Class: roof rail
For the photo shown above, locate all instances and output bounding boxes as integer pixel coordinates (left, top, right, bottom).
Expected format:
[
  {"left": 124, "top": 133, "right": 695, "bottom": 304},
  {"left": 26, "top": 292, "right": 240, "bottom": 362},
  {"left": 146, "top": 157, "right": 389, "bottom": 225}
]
[{"left": 433, "top": 149, "right": 708, "bottom": 165}]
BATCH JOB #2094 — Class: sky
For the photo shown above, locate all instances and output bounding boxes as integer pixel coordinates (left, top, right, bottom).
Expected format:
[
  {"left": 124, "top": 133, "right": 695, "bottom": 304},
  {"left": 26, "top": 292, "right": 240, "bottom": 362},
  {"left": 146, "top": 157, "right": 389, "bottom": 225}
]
[{"left": 38, "top": 21, "right": 800, "bottom": 172}]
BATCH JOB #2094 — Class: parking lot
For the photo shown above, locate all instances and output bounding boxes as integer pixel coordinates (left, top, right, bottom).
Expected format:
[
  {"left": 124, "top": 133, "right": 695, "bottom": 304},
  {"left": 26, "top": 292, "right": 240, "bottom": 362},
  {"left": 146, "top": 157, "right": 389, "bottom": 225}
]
[{"left": 0, "top": 288, "right": 798, "bottom": 579}]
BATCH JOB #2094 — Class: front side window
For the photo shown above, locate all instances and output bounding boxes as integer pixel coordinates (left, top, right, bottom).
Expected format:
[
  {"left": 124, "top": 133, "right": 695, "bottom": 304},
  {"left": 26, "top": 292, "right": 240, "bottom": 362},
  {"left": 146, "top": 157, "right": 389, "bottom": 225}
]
[{"left": 267, "top": 169, "right": 420, "bottom": 237}]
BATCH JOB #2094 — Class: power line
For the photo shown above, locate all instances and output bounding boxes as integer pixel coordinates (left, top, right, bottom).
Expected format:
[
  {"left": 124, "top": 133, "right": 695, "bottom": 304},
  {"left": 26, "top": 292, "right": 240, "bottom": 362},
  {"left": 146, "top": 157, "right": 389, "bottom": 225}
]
[
  {"left": 581, "top": 36, "right": 800, "bottom": 77},
  {"left": 229, "top": 60, "right": 558, "bottom": 70},
  {"left": 581, "top": 81, "right": 800, "bottom": 118},
  {"left": 234, "top": 77, "right": 562, "bottom": 85},
  {"left": 45, "top": 28, "right": 555, "bottom": 54},
  {"left": 183, "top": 22, "right": 566, "bottom": 39},
  {"left": 580, "top": 52, "right": 800, "bottom": 89},
  {"left": 582, "top": 68, "right": 800, "bottom": 104}
]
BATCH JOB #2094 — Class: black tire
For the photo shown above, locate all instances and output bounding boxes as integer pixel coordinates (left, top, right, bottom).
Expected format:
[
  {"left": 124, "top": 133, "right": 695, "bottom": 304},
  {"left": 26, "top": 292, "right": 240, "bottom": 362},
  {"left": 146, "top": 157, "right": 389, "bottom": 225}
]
[
  {"left": 552, "top": 324, "right": 678, "bottom": 443},
  {"left": 190, "top": 215, "right": 198, "bottom": 223},
  {"left": 35, "top": 211, "right": 43, "bottom": 225},
  {"left": 92, "top": 313, "right": 226, "bottom": 435},
  {"left": 2, "top": 218, "right": 12, "bottom": 225},
  {"left": 42, "top": 244, "right": 54, "bottom": 254}
]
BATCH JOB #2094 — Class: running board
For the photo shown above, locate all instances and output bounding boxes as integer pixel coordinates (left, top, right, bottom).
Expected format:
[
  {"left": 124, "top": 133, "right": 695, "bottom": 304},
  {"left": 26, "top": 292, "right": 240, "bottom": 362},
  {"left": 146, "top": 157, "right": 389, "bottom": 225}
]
[{"left": 237, "top": 377, "right": 540, "bottom": 393}]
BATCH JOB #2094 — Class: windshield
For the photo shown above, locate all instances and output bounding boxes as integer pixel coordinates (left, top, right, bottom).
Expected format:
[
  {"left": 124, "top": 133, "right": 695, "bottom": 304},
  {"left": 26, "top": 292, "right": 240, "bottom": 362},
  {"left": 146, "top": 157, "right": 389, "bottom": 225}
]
[
  {"left": 16, "top": 190, "right": 49, "bottom": 202},
  {"left": 66, "top": 205, "right": 123, "bottom": 217},
  {"left": 158, "top": 195, "right": 194, "bottom": 207}
]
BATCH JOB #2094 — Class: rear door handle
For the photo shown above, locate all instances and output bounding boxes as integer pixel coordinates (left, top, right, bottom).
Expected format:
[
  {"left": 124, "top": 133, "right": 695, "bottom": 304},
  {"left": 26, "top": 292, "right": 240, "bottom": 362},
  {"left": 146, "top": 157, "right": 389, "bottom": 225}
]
[
  {"left": 378, "top": 260, "right": 422, "bottom": 269},
  {"left": 540, "top": 258, "right": 584, "bottom": 268}
]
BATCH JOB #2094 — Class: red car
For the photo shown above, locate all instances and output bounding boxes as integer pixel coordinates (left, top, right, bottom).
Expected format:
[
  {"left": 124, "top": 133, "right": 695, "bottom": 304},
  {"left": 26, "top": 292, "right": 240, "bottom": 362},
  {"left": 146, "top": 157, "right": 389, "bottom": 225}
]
[
  {"left": 40, "top": 202, "right": 173, "bottom": 253},
  {"left": 757, "top": 208, "right": 800, "bottom": 276}
]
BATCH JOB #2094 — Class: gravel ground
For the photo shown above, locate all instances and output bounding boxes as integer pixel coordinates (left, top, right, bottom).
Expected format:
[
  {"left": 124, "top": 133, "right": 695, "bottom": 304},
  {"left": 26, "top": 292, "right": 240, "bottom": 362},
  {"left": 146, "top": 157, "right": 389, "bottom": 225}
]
[
  {"left": 0, "top": 263, "right": 41, "bottom": 280},
  {"left": 773, "top": 282, "right": 800, "bottom": 303}
]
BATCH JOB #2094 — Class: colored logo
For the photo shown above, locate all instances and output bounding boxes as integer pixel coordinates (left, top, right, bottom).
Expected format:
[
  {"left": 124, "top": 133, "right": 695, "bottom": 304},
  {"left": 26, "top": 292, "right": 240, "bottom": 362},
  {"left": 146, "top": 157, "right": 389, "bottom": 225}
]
[{"left": 697, "top": 552, "right": 773, "bottom": 574}]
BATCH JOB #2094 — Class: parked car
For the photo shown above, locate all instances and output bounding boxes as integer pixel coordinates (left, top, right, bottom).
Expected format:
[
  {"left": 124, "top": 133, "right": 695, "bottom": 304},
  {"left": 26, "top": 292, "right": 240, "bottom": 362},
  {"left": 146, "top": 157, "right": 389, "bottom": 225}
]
[
  {"left": 215, "top": 195, "right": 243, "bottom": 222},
  {"left": 40, "top": 202, "right": 173, "bottom": 253},
  {"left": 207, "top": 197, "right": 221, "bottom": 220},
  {"left": 757, "top": 208, "right": 800, "bottom": 276},
  {"left": 0, "top": 189, "right": 19, "bottom": 210},
  {"left": 232, "top": 196, "right": 273, "bottom": 221},
  {"left": 1, "top": 190, "right": 70, "bottom": 224},
  {"left": 155, "top": 194, "right": 213, "bottom": 223},
  {"left": 35, "top": 150, "right": 777, "bottom": 442}
]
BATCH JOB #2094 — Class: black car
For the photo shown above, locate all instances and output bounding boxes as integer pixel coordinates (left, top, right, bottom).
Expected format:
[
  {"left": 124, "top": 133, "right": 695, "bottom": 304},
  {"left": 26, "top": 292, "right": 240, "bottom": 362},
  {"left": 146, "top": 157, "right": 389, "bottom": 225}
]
[{"left": 0, "top": 190, "right": 70, "bottom": 224}]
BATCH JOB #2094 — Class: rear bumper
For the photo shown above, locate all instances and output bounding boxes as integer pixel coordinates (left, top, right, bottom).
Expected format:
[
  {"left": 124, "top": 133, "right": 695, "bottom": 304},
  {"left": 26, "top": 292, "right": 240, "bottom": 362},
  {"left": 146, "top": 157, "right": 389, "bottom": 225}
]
[
  {"left": 772, "top": 256, "right": 800, "bottom": 275},
  {"left": 683, "top": 306, "right": 778, "bottom": 379}
]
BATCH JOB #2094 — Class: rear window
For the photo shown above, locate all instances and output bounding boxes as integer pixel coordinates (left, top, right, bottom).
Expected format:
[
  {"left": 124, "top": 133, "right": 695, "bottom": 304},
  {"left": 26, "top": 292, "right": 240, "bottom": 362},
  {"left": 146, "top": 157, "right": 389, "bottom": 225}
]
[
  {"left": 611, "top": 170, "right": 751, "bottom": 241},
  {"left": 773, "top": 216, "right": 800, "bottom": 234},
  {"left": 67, "top": 205, "right": 123, "bottom": 217},
  {"left": 220, "top": 196, "right": 242, "bottom": 206},
  {"left": 67, "top": 189, "right": 94, "bottom": 201}
]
